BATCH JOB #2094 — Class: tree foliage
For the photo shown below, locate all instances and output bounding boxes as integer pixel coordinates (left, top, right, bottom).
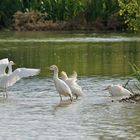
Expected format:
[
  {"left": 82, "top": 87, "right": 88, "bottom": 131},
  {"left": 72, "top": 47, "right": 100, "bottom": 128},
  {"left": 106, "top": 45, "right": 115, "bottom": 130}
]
[
  {"left": 118, "top": 0, "right": 140, "bottom": 31},
  {"left": 0, "top": 0, "right": 22, "bottom": 27}
]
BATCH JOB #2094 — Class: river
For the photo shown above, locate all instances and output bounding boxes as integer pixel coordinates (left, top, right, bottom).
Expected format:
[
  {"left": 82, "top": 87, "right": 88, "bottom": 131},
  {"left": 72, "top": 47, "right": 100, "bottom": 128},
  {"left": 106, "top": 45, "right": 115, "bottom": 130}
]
[{"left": 0, "top": 31, "right": 139, "bottom": 140}]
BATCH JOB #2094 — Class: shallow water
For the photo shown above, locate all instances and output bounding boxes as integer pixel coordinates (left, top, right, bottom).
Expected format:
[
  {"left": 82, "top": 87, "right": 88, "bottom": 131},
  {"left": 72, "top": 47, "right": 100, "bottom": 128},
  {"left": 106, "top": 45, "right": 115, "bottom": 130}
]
[
  {"left": 0, "top": 32, "right": 140, "bottom": 140},
  {"left": 0, "top": 77, "right": 140, "bottom": 140}
]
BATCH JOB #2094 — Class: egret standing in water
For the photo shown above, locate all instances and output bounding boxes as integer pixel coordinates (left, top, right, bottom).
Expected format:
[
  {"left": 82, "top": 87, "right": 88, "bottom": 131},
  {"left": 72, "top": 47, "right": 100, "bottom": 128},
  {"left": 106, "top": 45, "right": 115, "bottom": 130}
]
[
  {"left": 0, "top": 60, "right": 40, "bottom": 97},
  {"left": 50, "top": 65, "right": 73, "bottom": 102},
  {"left": 103, "top": 84, "right": 132, "bottom": 97},
  {"left": 60, "top": 71, "right": 82, "bottom": 99}
]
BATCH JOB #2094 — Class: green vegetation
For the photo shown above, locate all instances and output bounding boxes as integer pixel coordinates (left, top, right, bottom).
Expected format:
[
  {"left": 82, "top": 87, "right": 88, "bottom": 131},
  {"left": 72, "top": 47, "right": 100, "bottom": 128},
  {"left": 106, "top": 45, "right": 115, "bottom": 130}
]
[
  {"left": 0, "top": 0, "right": 21, "bottom": 27},
  {"left": 118, "top": 0, "right": 140, "bottom": 31},
  {"left": 129, "top": 63, "right": 140, "bottom": 81},
  {"left": 124, "top": 63, "right": 140, "bottom": 101},
  {"left": 0, "top": 0, "right": 139, "bottom": 31}
]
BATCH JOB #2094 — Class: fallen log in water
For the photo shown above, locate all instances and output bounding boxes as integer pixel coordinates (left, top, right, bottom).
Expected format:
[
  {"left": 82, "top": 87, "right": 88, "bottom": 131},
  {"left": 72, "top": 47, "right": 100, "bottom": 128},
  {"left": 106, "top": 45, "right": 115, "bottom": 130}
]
[{"left": 119, "top": 94, "right": 140, "bottom": 103}]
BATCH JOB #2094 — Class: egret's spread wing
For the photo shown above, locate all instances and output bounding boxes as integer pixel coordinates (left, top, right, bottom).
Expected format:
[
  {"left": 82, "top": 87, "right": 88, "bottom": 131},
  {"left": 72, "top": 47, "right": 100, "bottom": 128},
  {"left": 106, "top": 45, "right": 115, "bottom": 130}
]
[
  {"left": 61, "top": 71, "right": 77, "bottom": 83},
  {"left": 5, "top": 68, "right": 40, "bottom": 87},
  {"left": 0, "top": 58, "right": 9, "bottom": 76},
  {"left": 69, "top": 71, "right": 77, "bottom": 79},
  {"left": 69, "top": 71, "right": 77, "bottom": 82},
  {"left": 13, "top": 68, "right": 40, "bottom": 78},
  {"left": 0, "top": 58, "right": 9, "bottom": 65},
  {"left": 60, "top": 71, "right": 68, "bottom": 80}
]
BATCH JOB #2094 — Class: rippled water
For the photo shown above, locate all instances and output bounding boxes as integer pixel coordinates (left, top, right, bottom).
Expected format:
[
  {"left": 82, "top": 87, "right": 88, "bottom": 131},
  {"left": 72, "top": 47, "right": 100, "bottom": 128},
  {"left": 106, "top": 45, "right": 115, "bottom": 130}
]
[
  {"left": 0, "top": 77, "right": 140, "bottom": 140},
  {"left": 0, "top": 32, "right": 140, "bottom": 140}
]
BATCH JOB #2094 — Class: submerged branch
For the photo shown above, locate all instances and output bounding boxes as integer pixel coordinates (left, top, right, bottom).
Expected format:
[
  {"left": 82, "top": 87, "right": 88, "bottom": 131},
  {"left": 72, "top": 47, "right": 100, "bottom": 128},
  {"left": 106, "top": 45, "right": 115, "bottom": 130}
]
[{"left": 123, "top": 79, "right": 130, "bottom": 88}]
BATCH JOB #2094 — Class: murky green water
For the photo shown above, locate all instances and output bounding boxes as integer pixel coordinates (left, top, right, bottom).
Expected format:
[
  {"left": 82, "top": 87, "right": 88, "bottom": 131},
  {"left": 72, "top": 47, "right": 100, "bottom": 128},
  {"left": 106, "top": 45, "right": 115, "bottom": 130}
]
[{"left": 0, "top": 31, "right": 140, "bottom": 140}]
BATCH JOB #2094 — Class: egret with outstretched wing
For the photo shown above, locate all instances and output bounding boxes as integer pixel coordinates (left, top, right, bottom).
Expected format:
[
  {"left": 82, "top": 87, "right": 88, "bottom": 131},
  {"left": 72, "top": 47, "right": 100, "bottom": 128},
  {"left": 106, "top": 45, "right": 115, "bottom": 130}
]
[
  {"left": 60, "top": 71, "right": 82, "bottom": 99},
  {"left": 0, "top": 61, "right": 40, "bottom": 97}
]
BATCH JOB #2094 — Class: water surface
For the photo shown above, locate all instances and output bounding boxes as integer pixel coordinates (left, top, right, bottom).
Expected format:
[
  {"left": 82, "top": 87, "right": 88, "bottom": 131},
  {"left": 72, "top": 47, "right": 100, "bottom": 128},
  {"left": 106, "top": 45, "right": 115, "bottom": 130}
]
[{"left": 0, "top": 31, "right": 140, "bottom": 140}]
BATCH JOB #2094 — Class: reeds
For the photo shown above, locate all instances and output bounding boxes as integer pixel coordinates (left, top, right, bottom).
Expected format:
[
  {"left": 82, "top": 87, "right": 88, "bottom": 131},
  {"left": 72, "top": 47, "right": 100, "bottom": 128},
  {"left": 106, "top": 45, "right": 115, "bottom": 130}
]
[
  {"left": 123, "top": 63, "right": 140, "bottom": 95},
  {"left": 129, "top": 63, "right": 140, "bottom": 82}
]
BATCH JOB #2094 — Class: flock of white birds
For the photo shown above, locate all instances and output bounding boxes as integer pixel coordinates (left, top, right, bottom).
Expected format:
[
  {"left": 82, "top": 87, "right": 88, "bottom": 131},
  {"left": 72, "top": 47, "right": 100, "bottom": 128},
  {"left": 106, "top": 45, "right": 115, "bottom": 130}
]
[
  {"left": 0, "top": 58, "right": 132, "bottom": 101},
  {"left": 50, "top": 65, "right": 132, "bottom": 102},
  {"left": 50, "top": 65, "right": 83, "bottom": 101}
]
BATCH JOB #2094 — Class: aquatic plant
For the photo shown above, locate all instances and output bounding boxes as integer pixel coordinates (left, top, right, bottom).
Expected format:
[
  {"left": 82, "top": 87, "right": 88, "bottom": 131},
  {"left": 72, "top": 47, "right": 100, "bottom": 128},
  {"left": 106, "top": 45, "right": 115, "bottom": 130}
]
[
  {"left": 119, "top": 63, "right": 140, "bottom": 103},
  {"left": 129, "top": 63, "right": 140, "bottom": 82},
  {"left": 123, "top": 63, "right": 140, "bottom": 95}
]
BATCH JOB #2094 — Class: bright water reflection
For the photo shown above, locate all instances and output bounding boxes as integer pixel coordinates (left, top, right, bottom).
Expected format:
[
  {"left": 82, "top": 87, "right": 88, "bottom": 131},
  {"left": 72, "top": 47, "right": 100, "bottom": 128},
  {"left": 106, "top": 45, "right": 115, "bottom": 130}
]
[
  {"left": 0, "top": 32, "right": 139, "bottom": 139},
  {"left": 0, "top": 32, "right": 140, "bottom": 77}
]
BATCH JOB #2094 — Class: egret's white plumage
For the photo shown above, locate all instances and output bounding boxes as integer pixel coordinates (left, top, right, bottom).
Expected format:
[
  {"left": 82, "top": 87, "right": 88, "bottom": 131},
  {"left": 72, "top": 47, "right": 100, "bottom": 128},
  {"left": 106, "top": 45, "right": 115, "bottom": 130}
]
[
  {"left": 0, "top": 60, "right": 40, "bottom": 97},
  {"left": 0, "top": 58, "right": 9, "bottom": 76},
  {"left": 60, "top": 71, "right": 82, "bottom": 99},
  {"left": 50, "top": 65, "right": 73, "bottom": 102},
  {"left": 103, "top": 84, "right": 132, "bottom": 97}
]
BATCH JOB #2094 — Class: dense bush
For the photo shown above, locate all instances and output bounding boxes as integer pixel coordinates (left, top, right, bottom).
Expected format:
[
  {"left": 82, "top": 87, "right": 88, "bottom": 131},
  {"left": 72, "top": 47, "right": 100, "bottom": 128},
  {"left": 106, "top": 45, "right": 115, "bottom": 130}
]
[
  {"left": 0, "top": 0, "right": 128, "bottom": 31},
  {"left": 0, "top": 0, "right": 22, "bottom": 28},
  {"left": 118, "top": 0, "right": 140, "bottom": 31}
]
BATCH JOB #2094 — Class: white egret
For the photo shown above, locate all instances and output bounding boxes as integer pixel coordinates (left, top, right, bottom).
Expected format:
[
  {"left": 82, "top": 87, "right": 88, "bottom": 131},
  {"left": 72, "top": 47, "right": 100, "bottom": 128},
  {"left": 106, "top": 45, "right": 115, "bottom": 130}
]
[
  {"left": 0, "top": 58, "right": 9, "bottom": 76},
  {"left": 0, "top": 61, "right": 40, "bottom": 97},
  {"left": 60, "top": 71, "right": 82, "bottom": 99},
  {"left": 103, "top": 84, "right": 132, "bottom": 97},
  {"left": 49, "top": 65, "right": 73, "bottom": 102}
]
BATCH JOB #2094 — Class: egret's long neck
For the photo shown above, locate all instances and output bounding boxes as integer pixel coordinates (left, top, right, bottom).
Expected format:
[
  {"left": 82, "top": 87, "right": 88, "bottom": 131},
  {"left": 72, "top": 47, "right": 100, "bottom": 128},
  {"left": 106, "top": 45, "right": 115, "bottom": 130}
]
[
  {"left": 53, "top": 69, "right": 59, "bottom": 79},
  {"left": 8, "top": 63, "right": 12, "bottom": 75}
]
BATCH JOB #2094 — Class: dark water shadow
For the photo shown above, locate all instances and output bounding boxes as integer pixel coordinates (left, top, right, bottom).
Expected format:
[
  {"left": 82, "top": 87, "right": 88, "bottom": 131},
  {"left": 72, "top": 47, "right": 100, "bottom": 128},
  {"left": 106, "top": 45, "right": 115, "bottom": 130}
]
[
  {"left": 52, "top": 99, "right": 77, "bottom": 113},
  {"left": 0, "top": 93, "right": 17, "bottom": 106},
  {"left": 0, "top": 95, "right": 11, "bottom": 104},
  {"left": 0, "top": 97, "right": 7, "bottom": 103},
  {"left": 54, "top": 99, "right": 72, "bottom": 108}
]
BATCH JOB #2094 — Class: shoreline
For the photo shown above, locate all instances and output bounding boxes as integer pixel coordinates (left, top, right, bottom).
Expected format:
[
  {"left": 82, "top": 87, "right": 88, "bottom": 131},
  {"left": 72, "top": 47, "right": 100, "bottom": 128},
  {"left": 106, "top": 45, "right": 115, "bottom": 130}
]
[{"left": 0, "top": 27, "right": 127, "bottom": 33}]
